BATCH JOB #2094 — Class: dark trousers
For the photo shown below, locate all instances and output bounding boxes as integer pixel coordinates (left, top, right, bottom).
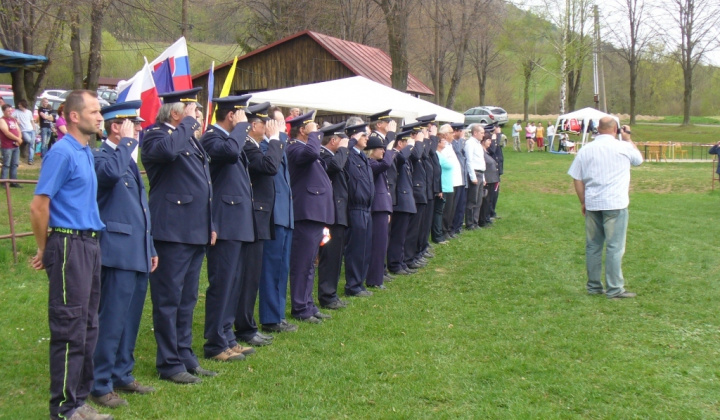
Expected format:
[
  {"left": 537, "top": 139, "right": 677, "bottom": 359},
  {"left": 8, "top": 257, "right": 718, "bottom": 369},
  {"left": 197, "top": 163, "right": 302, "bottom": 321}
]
[
  {"left": 405, "top": 203, "right": 426, "bottom": 265},
  {"left": 441, "top": 191, "right": 456, "bottom": 236},
  {"left": 418, "top": 198, "right": 434, "bottom": 253},
  {"left": 480, "top": 182, "right": 498, "bottom": 226},
  {"left": 235, "top": 240, "right": 265, "bottom": 339},
  {"left": 150, "top": 241, "right": 204, "bottom": 378},
  {"left": 258, "top": 226, "right": 291, "bottom": 326},
  {"left": 317, "top": 224, "right": 347, "bottom": 306},
  {"left": 465, "top": 173, "right": 483, "bottom": 228},
  {"left": 204, "top": 239, "right": 243, "bottom": 357},
  {"left": 289, "top": 221, "right": 323, "bottom": 319},
  {"left": 345, "top": 209, "right": 372, "bottom": 295},
  {"left": 387, "top": 211, "right": 411, "bottom": 273},
  {"left": 367, "top": 211, "right": 390, "bottom": 286},
  {"left": 431, "top": 196, "right": 447, "bottom": 242},
  {"left": 491, "top": 181, "right": 500, "bottom": 217},
  {"left": 92, "top": 267, "right": 148, "bottom": 396},
  {"left": 452, "top": 186, "right": 467, "bottom": 233},
  {"left": 46, "top": 232, "right": 101, "bottom": 419}
]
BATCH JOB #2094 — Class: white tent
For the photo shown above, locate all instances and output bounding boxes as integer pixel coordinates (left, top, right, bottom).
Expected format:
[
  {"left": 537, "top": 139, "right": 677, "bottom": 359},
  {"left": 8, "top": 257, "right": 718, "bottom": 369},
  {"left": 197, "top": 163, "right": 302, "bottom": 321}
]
[
  {"left": 247, "top": 76, "right": 464, "bottom": 123},
  {"left": 550, "top": 107, "right": 620, "bottom": 154}
]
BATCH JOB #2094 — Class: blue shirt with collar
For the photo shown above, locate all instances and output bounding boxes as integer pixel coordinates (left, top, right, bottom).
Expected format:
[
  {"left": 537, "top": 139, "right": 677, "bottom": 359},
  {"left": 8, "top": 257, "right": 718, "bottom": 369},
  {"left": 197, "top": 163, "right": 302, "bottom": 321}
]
[{"left": 35, "top": 133, "right": 105, "bottom": 231}]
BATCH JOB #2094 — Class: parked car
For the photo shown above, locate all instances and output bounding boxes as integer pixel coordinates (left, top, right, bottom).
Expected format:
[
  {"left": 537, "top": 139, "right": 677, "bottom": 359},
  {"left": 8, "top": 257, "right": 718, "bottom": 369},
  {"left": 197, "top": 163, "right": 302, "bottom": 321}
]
[
  {"left": 34, "top": 97, "right": 64, "bottom": 121},
  {"left": 97, "top": 88, "right": 118, "bottom": 104},
  {"left": 463, "top": 106, "right": 509, "bottom": 127},
  {"left": 57, "top": 90, "right": 110, "bottom": 107},
  {"left": 0, "top": 84, "right": 12, "bottom": 92},
  {"left": 41, "top": 89, "right": 67, "bottom": 99},
  {"left": 0, "top": 91, "right": 14, "bottom": 106}
]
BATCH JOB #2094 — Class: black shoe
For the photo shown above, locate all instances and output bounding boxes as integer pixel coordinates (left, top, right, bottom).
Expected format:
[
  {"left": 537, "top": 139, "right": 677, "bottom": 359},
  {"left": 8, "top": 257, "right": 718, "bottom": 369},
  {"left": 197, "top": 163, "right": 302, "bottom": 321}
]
[
  {"left": 417, "top": 257, "right": 429, "bottom": 264},
  {"left": 188, "top": 366, "right": 217, "bottom": 377},
  {"left": 423, "top": 251, "right": 435, "bottom": 258},
  {"left": 346, "top": 290, "right": 373, "bottom": 297},
  {"left": 321, "top": 300, "right": 347, "bottom": 310},
  {"left": 385, "top": 272, "right": 396, "bottom": 280},
  {"left": 294, "top": 315, "right": 322, "bottom": 324},
  {"left": 313, "top": 311, "right": 332, "bottom": 319},
  {"left": 404, "top": 267, "right": 418, "bottom": 274},
  {"left": 407, "top": 261, "right": 425, "bottom": 270},
  {"left": 256, "top": 332, "right": 274, "bottom": 341},
  {"left": 162, "top": 371, "right": 202, "bottom": 384},
  {"left": 9, "top": 183, "right": 22, "bottom": 188},
  {"left": 241, "top": 334, "right": 273, "bottom": 346},
  {"left": 383, "top": 274, "right": 394, "bottom": 282},
  {"left": 262, "top": 320, "right": 299, "bottom": 333},
  {"left": 389, "top": 269, "right": 411, "bottom": 275},
  {"left": 466, "top": 225, "right": 478, "bottom": 231},
  {"left": 367, "top": 284, "right": 387, "bottom": 290}
]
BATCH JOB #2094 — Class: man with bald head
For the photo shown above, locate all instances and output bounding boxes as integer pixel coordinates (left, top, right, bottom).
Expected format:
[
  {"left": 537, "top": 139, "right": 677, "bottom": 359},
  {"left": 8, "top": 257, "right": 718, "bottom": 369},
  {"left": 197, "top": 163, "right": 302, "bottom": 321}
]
[{"left": 568, "top": 117, "right": 643, "bottom": 299}]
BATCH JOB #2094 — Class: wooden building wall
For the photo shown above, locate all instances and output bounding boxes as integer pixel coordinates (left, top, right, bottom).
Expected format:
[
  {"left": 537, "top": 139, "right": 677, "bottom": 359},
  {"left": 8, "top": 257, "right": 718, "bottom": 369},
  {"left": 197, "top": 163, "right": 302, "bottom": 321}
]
[{"left": 194, "top": 35, "right": 356, "bottom": 107}]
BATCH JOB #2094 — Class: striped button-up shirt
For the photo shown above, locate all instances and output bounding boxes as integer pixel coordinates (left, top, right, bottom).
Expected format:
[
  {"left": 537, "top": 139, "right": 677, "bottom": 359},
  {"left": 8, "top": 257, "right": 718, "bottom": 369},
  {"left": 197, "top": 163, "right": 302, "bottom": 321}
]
[{"left": 567, "top": 134, "right": 643, "bottom": 211}]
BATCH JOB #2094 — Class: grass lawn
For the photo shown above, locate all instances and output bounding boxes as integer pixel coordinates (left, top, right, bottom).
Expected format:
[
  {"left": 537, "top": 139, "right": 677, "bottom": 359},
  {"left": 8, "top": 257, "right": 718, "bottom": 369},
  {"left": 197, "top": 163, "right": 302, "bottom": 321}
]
[{"left": 2, "top": 144, "right": 720, "bottom": 418}]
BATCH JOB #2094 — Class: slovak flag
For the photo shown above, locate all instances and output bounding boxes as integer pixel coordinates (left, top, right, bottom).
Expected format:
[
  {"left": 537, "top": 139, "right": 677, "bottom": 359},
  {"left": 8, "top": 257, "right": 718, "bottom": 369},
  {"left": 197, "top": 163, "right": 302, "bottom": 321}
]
[
  {"left": 116, "top": 58, "right": 161, "bottom": 129},
  {"left": 148, "top": 37, "right": 193, "bottom": 92}
]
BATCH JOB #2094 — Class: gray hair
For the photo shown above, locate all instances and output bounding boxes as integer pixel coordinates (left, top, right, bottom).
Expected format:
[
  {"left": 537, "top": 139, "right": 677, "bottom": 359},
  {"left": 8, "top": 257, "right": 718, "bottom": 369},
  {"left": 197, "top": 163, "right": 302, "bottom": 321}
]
[
  {"left": 438, "top": 123, "right": 453, "bottom": 135},
  {"left": 469, "top": 123, "right": 484, "bottom": 137},
  {"left": 346, "top": 116, "right": 365, "bottom": 126},
  {"left": 156, "top": 102, "right": 186, "bottom": 124}
]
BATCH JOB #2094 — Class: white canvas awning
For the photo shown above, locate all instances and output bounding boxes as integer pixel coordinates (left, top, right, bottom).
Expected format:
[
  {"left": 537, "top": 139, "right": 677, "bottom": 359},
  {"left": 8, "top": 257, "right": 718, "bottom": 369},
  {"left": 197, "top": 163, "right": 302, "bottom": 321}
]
[
  {"left": 247, "top": 76, "right": 464, "bottom": 123},
  {"left": 550, "top": 107, "right": 621, "bottom": 153}
]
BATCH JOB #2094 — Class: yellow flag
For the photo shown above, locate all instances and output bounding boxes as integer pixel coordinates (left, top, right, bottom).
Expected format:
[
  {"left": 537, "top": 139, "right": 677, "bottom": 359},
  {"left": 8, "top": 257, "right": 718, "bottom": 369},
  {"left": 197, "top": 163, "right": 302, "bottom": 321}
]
[{"left": 211, "top": 56, "right": 237, "bottom": 124}]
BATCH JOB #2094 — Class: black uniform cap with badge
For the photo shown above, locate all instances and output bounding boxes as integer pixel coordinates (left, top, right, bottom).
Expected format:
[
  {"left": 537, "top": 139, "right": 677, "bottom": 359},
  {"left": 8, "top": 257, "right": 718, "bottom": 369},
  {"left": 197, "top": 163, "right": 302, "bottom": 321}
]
[
  {"left": 415, "top": 114, "right": 437, "bottom": 128},
  {"left": 212, "top": 94, "right": 252, "bottom": 110},
  {"left": 345, "top": 123, "right": 369, "bottom": 137},
  {"left": 287, "top": 110, "right": 317, "bottom": 129},
  {"left": 400, "top": 121, "right": 423, "bottom": 132},
  {"left": 319, "top": 121, "right": 347, "bottom": 139},
  {"left": 244, "top": 102, "right": 272, "bottom": 121},
  {"left": 368, "top": 109, "right": 392, "bottom": 123},
  {"left": 158, "top": 87, "right": 202, "bottom": 105},
  {"left": 450, "top": 122, "right": 466, "bottom": 131}
]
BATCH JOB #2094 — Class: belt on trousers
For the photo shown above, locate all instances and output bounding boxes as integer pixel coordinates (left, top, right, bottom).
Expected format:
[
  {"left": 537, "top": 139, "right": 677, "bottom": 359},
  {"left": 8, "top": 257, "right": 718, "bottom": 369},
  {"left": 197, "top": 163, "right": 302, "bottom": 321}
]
[{"left": 50, "top": 227, "right": 98, "bottom": 238}]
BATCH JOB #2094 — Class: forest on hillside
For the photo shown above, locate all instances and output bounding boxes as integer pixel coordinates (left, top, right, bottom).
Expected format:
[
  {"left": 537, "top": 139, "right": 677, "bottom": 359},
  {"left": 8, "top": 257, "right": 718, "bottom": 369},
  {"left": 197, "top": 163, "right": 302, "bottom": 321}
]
[{"left": 1, "top": 0, "right": 718, "bottom": 121}]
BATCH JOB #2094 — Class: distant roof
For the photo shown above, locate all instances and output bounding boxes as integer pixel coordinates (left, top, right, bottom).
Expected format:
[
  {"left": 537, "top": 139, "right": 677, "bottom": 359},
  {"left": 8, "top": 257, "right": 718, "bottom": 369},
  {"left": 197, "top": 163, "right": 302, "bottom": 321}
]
[
  {"left": 97, "top": 77, "right": 123, "bottom": 88},
  {"left": 0, "top": 49, "right": 48, "bottom": 73},
  {"left": 193, "top": 30, "right": 434, "bottom": 96}
]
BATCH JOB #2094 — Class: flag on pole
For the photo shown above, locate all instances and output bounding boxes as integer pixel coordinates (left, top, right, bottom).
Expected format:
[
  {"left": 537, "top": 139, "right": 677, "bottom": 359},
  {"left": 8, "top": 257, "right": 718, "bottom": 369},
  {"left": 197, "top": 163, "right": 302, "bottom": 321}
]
[
  {"left": 116, "top": 58, "right": 161, "bottom": 129},
  {"left": 204, "top": 61, "right": 215, "bottom": 131},
  {"left": 148, "top": 37, "right": 193, "bottom": 91},
  {"left": 211, "top": 56, "right": 237, "bottom": 124}
]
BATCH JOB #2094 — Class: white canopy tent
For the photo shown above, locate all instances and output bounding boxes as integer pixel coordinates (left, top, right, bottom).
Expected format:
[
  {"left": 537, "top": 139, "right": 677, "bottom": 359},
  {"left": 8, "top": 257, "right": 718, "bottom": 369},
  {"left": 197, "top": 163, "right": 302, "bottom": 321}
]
[
  {"left": 247, "top": 76, "right": 464, "bottom": 123},
  {"left": 550, "top": 107, "right": 621, "bottom": 154}
]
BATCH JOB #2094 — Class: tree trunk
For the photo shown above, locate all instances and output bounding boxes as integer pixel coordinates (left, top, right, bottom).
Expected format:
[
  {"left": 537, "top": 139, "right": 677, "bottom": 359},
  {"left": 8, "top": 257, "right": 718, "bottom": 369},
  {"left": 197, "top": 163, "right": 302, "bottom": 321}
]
[
  {"left": 386, "top": 20, "right": 409, "bottom": 92},
  {"left": 629, "top": 59, "right": 637, "bottom": 125},
  {"left": 70, "top": 10, "right": 83, "bottom": 89},
  {"left": 523, "top": 64, "right": 532, "bottom": 122},
  {"left": 86, "top": 0, "right": 110, "bottom": 91},
  {"left": 682, "top": 66, "right": 692, "bottom": 125}
]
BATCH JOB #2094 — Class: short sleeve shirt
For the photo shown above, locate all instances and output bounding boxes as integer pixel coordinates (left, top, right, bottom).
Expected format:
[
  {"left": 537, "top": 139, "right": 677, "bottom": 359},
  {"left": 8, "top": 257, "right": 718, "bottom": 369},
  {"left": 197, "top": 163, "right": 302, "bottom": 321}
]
[
  {"left": 37, "top": 106, "right": 53, "bottom": 128},
  {"left": 35, "top": 133, "right": 105, "bottom": 231}
]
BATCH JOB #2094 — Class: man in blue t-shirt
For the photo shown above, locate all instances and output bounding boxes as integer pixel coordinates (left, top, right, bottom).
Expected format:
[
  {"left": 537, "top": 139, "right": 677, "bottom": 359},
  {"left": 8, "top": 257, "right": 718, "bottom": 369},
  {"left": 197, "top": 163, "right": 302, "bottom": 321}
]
[{"left": 30, "top": 90, "right": 110, "bottom": 420}]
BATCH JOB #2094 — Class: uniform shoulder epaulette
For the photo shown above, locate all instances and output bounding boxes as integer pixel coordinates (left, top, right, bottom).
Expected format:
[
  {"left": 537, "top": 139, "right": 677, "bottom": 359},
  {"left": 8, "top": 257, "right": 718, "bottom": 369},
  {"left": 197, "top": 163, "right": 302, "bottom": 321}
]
[
  {"left": 207, "top": 128, "right": 214, "bottom": 133},
  {"left": 149, "top": 127, "right": 160, "bottom": 131}
]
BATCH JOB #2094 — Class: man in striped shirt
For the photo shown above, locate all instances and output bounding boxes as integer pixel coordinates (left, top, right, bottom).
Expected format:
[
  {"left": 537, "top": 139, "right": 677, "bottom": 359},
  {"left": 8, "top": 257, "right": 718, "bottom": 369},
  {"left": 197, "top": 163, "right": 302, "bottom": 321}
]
[{"left": 568, "top": 117, "right": 643, "bottom": 299}]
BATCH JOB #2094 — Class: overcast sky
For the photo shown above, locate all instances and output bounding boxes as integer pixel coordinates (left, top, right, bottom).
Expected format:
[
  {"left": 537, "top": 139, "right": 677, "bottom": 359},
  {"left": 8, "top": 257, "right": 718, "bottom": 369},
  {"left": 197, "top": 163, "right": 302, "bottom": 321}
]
[{"left": 515, "top": 0, "right": 720, "bottom": 66}]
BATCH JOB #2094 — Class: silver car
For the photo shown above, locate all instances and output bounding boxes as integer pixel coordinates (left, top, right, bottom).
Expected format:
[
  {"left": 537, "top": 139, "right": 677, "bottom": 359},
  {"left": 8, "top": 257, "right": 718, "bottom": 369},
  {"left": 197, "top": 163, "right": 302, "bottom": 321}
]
[{"left": 463, "top": 106, "right": 509, "bottom": 127}]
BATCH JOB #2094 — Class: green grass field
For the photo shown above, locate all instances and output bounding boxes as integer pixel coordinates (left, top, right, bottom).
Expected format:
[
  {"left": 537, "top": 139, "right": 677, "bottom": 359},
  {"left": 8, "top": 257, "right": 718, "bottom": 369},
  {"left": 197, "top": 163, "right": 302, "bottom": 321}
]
[{"left": 2, "top": 138, "right": 720, "bottom": 418}]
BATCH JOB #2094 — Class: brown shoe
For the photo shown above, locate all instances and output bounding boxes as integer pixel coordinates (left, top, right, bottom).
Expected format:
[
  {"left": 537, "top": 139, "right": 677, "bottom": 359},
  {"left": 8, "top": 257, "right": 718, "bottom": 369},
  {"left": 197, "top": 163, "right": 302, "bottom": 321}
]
[
  {"left": 75, "top": 403, "right": 114, "bottom": 419},
  {"left": 115, "top": 380, "right": 156, "bottom": 394},
  {"left": 208, "top": 348, "right": 245, "bottom": 362},
  {"left": 229, "top": 344, "right": 256, "bottom": 356},
  {"left": 89, "top": 392, "right": 127, "bottom": 408}
]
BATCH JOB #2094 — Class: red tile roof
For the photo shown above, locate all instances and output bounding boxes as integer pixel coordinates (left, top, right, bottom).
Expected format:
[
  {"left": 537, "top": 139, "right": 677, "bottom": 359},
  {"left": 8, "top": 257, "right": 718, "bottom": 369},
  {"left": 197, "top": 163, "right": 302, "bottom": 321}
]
[{"left": 192, "top": 30, "right": 433, "bottom": 96}]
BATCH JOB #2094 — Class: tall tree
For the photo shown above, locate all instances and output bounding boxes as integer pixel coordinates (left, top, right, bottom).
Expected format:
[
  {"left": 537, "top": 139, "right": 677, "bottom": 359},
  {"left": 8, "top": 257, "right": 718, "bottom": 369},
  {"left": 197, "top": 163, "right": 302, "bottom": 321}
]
[
  {"left": 608, "top": 0, "right": 655, "bottom": 125},
  {"left": 0, "top": 0, "right": 64, "bottom": 101},
  {"left": 467, "top": 5, "right": 504, "bottom": 106},
  {"left": 665, "top": 0, "right": 720, "bottom": 125},
  {"left": 372, "top": 0, "right": 414, "bottom": 91},
  {"left": 86, "top": 0, "right": 113, "bottom": 91}
]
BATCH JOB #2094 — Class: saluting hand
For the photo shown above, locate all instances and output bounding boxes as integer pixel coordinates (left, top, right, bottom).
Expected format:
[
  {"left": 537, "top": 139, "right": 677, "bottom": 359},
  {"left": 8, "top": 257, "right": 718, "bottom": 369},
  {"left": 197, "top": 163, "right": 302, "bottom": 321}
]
[
  {"left": 233, "top": 109, "right": 247, "bottom": 124},
  {"left": 387, "top": 120, "right": 397, "bottom": 132},
  {"left": 119, "top": 119, "right": 135, "bottom": 139},
  {"left": 339, "top": 136, "right": 349, "bottom": 149},
  {"left": 429, "top": 125, "right": 438, "bottom": 136},
  {"left": 183, "top": 102, "right": 197, "bottom": 119},
  {"left": 306, "top": 122, "right": 318, "bottom": 133},
  {"left": 265, "top": 120, "right": 280, "bottom": 138}
]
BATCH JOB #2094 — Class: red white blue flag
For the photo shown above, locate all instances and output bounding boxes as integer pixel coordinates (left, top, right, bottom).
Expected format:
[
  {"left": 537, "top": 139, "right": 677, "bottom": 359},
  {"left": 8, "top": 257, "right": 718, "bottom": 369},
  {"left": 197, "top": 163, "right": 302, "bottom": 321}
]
[
  {"left": 116, "top": 58, "right": 161, "bottom": 129},
  {"left": 148, "top": 37, "right": 193, "bottom": 91}
]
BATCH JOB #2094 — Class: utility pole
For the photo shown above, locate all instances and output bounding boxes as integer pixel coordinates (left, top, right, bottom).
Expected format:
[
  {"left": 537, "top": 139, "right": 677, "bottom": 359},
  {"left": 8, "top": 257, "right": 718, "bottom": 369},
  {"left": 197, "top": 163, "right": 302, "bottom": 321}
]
[
  {"left": 434, "top": 0, "right": 440, "bottom": 105},
  {"left": 181, "top": 0, "right": 190, "bottom": 39},
  {"left": 593, "top": 5, "right": 599, "bottom": 109}
]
